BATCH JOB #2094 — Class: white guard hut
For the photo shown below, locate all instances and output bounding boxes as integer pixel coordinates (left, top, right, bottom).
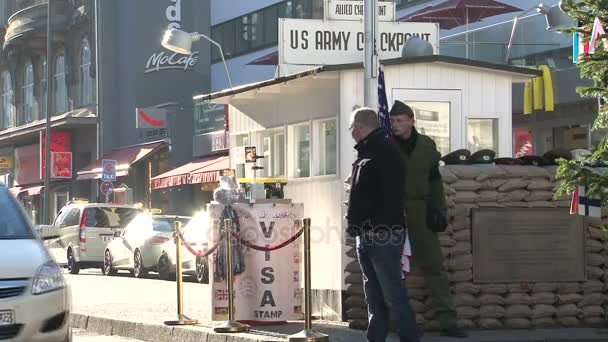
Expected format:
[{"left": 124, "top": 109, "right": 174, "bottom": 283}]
[{"left": 195, "top": 55, "right": 540, "bottom": 319}]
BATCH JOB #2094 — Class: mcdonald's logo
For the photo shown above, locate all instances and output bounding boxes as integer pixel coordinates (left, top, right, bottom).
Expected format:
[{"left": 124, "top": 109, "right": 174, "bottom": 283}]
[{"left": 524, "top": 65, "right": 554, "bottom": 115}]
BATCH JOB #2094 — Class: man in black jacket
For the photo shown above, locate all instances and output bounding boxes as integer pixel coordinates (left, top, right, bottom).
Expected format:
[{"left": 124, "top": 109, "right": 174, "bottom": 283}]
[{"left": 347, "top": 107, "right": 419, "bottom": 342}]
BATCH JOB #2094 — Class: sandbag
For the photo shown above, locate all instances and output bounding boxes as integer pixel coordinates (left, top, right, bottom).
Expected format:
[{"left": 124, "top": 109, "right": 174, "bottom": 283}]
[
  {"left": 587, "top": 253, "right": 604, "bottom": 267},
  {"left": 424, "top": 309, "right": 436, "bottom": 320},
  {"left": 479, "top": 178, "right": 508, "bottom": 190},
  {"left": 557, "top": 316, "right": 580, "bottom": 327},
  {"left": 588, "top": 226, "right": 606, "bottom": 241},
  {"left": 453, "top": 282, "right": 480, "bottom": 295},
  {"left": 447, "top": 165, "right": 481, "bottom": 180},
  {"left": 556, "top": 304, "right": 580, "bottom": 318},
  {"left": 346, "top": 307, "right": 368, "bottom": 319},
  {"left": 504, "top": 318, "right": 532, "bottom": 329},
  {"left": 344, "top": 273, "right": 363, "bottom": 285},
  {"left": 531, "top": 292, "right": 555, "bottom": 305},
  {"left": 457, "top": 319, "right": 476, "bottom": 330},
  {"left": 449, "top": 270, "right": 473, "bottom": 283},
  {"left": 346, "top": 284, "right": 365, "bottom": 296},
  {"left": 440, "top": 167, "right": 458, "bottom": 183},
  {"left": 450, "top": 216, "right": 470, "bottom": 231},
  {"left": 438, "top": 235, "right": 457, "bottom": 248},
  {"left": 526, "top": 178, "right": 554, "bottom": 191},
  {"left": 345, "top": 260, "right": 362, "bottom": 273},
  {"left": 456, "top": 306, "right": 478, "bottom": 319},
  {"left": 452, "top": 179, "right": 482, "bottom": 191},
  {"left": 498, "top": 179, "right": 529, "bottom": 192},
  {"left": 504, "top": 293, "right": 533, "bottom": 305},
  {"left": 556, "top": 293, "right": 582, "bottom": 305},
  {"left": 586, "top": 239, "right": 603, "bottom": 253},
  {"left": 451, "top": 243, "right": 471, "bottom": 256},
  {"left": 444, "top": 184, "right": 457, "bottom": 196},
  {"left": 587, "top": 266, "right": 603, "bottom": 280},
  {"left": 478, "top": 202, "right": 504, "bottom": 208},
  {"left": 453, "top": 294, "right": 479, "bottom": 307},
  {"left": 479, "top": 305, "right": 506, "bottom": 319},
  {"left": 532, "top": 283, "right": 558, "bottom": 293},
  {"left": 505, "top": 305, "right": 533, "bottom": 319},
  {"left": 521, "top": 166, "right": 553, "bottom": 179},
  {"left": 477, "top": 190, "right": 499, "bottom": 202},
  {"left": 581, "top": 305, "right": 604, "bottom": 318},
  {"left": 478, "top": 294, "right": 505, "bottom": 306},
  {"left": 408, "top": 288, "right": 429, "bottom": 300},
  {"left": 497, "top": 165, "right": 530, "bottom": 178},
  {"left": 410, "top": 299, "right": 427, "bottom": 313},
  {"left": 343, "top": 295, "right": 366, "bottom": 308},
  {"left": 481, "top": 284, "right": 507, "bottom": 295},
  {"left": 453, "top": 229, "right": 471, "bottom": 243},
  {"left": 406, "top": 275, "right": 426, "bottom": 289},
  {"left": 532, "top": 304, "right": 557, "bottom": 319},
  {"left": 424, "top": 320, "right": 441, "bottom": 331},
  {"left": 526, "top": 201, "right": 555, "bottom": 208},
  {"left": 525, "top": 190, "right": 554, "bottom": 202},
  {"left": 448, "top": 254, "right": 473, "bottom": 271},
  {"left": 583, "top": 280, "right": 604, "bottom": 293},
  {"left": 475, "top": 165, "right": 508, "bottom": 180},
  {"left": 579, "top": 293, "right": 605, "bottom": 307},
  {"left": 477, "top": 318, "right": 502, "bottom": 329},
  {"left": 497, "top": 190, "right": 530, "bottom": 202},
  {"left": 557, "top": 283, "right": 581, "bottom": 294},
  {"left": 508, "top": 283, "right": 532, "bottom": 293},
  {"left": 532, "top": 317, "right": 555, "bottom": 327},
  {"left": 453, "top": 191, "right": 478, "bottom": 203}
]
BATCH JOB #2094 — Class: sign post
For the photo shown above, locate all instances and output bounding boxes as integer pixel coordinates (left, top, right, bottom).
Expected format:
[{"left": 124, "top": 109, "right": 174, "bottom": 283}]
[{"left": 100, "top": 181, "right": 114, "bottom": 203}]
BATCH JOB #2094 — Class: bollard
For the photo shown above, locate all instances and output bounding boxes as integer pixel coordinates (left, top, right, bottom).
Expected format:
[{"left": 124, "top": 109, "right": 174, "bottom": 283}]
[
  {"left": 214, "top": 218, "right": 249, "bottom": 333},
  {"left": 164, "top": 220, "right": 198, "bottom": 326},
  {"left": 289, "top": 218, "right": 329, "bottom": 342}
]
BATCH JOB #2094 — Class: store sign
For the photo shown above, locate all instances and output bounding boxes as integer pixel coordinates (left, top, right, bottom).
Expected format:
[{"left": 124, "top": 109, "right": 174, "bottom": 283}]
[
  {"left": 14, "top": 144, "right": 41, "bottom": 186},
  {"left": 279, "top": 19, "right": 439, "bottom": 65},
  {"left": 326, "top": 0, "right": 395, "bottom": 22},
  {"left": 40, "top": 131, "right": 71, "bottom": 180},
  {"left": 51, "top": 152, "right": 72, "bottom": 179},
  {"left": 0, "top": 156, "right": 13, "bottom": 170},
  {"left": 145, "top": 0, "right": 198, "bottom": 73},
  {"left": 136, "top": 107, "right": 167, "bottom": 129}
]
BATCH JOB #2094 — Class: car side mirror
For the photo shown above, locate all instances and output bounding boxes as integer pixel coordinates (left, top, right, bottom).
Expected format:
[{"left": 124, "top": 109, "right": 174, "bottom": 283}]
[{"left": 113, "top": 231, "right": 121, "bottom": 238}]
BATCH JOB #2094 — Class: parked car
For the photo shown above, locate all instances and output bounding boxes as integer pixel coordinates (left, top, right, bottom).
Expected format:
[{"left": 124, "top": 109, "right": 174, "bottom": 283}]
[
  {"left": 103, "top": 213, "right": 190, "bottom": 278},
  {"left": 158, "top": 211, "right": 210, "bottom": 283},
  {"left": 56, "top": 202, "right": 143, "bottom": 274},
  {"left": 0, "top": 185, "right": 72, "bottom": 341}
]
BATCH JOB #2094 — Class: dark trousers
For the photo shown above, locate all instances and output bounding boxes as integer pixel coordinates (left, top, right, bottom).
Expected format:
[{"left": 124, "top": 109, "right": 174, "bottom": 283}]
[{"left": 356, "top": 230, "right": 419, "bottom": 342}]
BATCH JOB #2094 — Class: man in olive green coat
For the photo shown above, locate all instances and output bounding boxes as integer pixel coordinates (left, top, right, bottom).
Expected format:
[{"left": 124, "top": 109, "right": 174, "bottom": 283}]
[{"left": 389, "top": 101, "right": 467, "bottom": 338}]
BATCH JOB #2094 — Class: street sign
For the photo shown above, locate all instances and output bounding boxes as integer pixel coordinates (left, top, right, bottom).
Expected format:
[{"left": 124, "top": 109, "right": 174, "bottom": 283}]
[
  {"left": 100, "top": 181, "right": 114, "bottom": 196},
  {"left": 326, "top": 0, "right": 395, "bottom": 22},
  {"left": 102, "top": 159, "right": 117, "bottom": 181},
  {"left": 279, "top": 19, "right": 439, "bottom": 65}
]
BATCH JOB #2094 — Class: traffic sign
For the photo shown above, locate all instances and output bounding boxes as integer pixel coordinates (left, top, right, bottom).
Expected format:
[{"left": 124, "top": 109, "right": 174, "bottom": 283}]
[
  {"left": 100, "top": 181, "right": 114, "bottom": 196},
  {"left": 102, "top": 159, "right": 117, "bottom": 181}
]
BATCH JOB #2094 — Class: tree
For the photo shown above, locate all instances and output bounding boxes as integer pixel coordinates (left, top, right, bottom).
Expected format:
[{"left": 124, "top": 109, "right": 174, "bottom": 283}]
[{"left": 555, "top": 0, "right": 608, "bottom": 206}]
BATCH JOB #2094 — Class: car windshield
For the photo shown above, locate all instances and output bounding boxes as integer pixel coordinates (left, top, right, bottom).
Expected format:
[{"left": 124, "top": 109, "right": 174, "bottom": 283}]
[
  {"left": 0, "top": 188, "right": 35, "bottom": 240},
  {"left": 86, "top": 207, "right": 142, "bottom": 228}
]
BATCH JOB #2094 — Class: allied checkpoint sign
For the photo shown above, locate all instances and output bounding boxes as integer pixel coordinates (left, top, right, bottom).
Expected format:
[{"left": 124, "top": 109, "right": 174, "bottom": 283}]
[
  {"left": 279, "top": 19, "right": 439, "bottom": 65},
  {"left": 209, "top": 203, "right": 304, "bottom": 322}
]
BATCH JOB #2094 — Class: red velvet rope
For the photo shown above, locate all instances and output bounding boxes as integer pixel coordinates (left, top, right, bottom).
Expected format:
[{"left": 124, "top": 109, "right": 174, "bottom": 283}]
[
  {"left": 230, "top": 228, "right": 304, "bottom": 252},
  {"left": 178, "top": 231, "right": 224, "bottom": 257}
]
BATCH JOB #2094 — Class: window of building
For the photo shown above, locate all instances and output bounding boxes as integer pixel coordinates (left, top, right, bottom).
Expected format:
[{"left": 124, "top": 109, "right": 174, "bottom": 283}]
[
  {"left": 54, "top": 53, "right": 68, "bottom": 114},
  {"left": 80, "top": 39, "right": 95, "bottom": 106},
  {"left": 39, "top": 58, "right": 47, "bottom": 118},
  {"left": 288, "top": 122, "right": 311, "bottom": 178},
  {"left": 467, "top": 118, "right": 498, "bottom": 154},
  {"left": 258, "top": 128, "right": 286, "bottom": 177},
  {"left": 405, "top": 101, "right": 450, "bottom": 156},
  {"left": 1, "top": 71, "right": 15, "bottom": 129},
  {"left": 22, "top": 62, "right": 36, "bottom": 123},
  {"left": 195, "top": 101, "right": 226, "bottom": 134},
  {"left": 313, "top": 118, "right": 337, "bottom": 176}
]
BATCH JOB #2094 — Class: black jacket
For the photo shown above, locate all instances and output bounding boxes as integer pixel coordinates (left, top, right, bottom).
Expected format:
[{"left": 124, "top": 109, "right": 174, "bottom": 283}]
[{"left": 347, "top": 129, "right": 406, "bottom": 236}]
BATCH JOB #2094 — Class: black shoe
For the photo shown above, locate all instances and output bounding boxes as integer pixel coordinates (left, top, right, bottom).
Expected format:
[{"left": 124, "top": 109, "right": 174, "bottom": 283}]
[{"left": 440, "top": 326, "right": 468, "bottom": 338}]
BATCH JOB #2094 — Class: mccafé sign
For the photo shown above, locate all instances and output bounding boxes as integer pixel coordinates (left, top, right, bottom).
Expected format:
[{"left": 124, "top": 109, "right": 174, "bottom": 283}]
[{"left": 145, "top": 0, "right": 198, "bottom": 73}]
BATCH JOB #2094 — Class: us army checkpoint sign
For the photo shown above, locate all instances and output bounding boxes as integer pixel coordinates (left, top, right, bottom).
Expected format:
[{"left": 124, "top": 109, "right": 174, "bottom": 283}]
[{"left": 279, "top": 19, "right": 439, "bottom": 65}]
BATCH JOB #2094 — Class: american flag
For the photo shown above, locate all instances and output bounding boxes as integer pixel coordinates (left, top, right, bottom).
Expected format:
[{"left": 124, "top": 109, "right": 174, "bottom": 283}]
[{"left": 377, "top": 64, "right": 393, "bottom": 141}]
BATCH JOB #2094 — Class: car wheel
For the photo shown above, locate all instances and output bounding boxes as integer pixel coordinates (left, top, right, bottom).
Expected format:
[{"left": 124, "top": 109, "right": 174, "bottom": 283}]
[
  {"left": 67, "top": 249, "right": 80, "bottom": 275},
  {"left": 157, "top": 254, "right": 175, "bottom": 281},
  {"left": 103, "top": 250, "right": 117, "bottom": 276},
  {"left": 196, "top": 256, "right": 209, "bottom": 284},
  {"left": 133, "top": 250, "right": 148, "bottom": 278}
]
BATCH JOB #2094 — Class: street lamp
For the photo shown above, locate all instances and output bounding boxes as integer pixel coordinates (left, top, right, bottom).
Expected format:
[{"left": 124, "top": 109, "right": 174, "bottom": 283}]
[{"left": 161, "top": 29, "right": 233, "bottom": 89}]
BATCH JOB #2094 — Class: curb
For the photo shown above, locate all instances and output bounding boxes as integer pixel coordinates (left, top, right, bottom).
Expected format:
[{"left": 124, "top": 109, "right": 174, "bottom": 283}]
[{"left": 70, "top": 313, "right": 287, "bottom": 342}]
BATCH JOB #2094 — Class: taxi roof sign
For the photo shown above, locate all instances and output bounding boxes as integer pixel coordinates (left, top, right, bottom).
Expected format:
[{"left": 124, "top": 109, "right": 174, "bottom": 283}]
[
  {"left": 146, "top": 208, "right": 163, "bottom": 214},
  {"left": 70, "top": 198, "right": 89, "bottom": 204}
]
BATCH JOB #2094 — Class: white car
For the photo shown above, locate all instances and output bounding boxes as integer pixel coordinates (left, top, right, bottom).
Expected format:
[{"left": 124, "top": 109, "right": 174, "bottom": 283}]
[
  {"left": 103, "top": 214, "right": 190, "bottom": 278},
  {"left": 157, "top": 211, "right": 210, "bottom": 283},
  {"left": 0, "top": 185, "right": 71, "bottom": 341}
]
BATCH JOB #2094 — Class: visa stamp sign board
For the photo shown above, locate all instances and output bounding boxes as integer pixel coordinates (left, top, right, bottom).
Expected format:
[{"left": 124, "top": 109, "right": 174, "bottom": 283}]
[
  {"left": 326, "top": 0, "right": 395, "bottom": 22},
  {"left": 279, "top": 19, "right": 439, "bottom": 65}
]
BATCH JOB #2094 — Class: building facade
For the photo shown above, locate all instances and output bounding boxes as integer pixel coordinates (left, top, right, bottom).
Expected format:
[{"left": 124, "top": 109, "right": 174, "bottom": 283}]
[{"left": 0, "top": 0, "right": 211, "bottom": 223}]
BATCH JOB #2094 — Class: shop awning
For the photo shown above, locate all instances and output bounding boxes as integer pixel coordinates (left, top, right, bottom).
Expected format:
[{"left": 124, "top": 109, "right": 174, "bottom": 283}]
[
  {"left": 9, "top": 185, "right": 44, "bottom": 196},
  {"left": 152, "top": 155, "right": 229, "bottom": 190},
  {"left": 9, "top": 187, "right": 21, "bottom": 196},
  {"left": 77, "top": 140, "right": 167, "bottom": 180}
]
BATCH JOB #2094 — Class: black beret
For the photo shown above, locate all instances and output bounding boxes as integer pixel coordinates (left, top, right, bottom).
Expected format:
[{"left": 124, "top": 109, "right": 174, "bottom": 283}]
[
  {"left": 389, "top": 100, "right": 414, "bottom": 118},
  {"left": 470, "top": 149, "right": 496, "bottom": 164},
  {"left": 441, "top": 149, "right": 471, "bottom": 165},
  {"left": 518, "top": 155, "right": 549, "bottom": 166},
  {"left": 543, "top": 148, "right": 571, "bottom": 165},
  {"left": 494, "top": 157, "right": 522, "bottom": 165}
]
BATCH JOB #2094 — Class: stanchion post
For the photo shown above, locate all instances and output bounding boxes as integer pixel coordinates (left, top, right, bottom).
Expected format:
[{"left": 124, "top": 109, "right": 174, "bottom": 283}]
[
  {"left": 214, "top": 217, "right": 249, "bottom": 333},
  {"left": 289, "top": 218, "right": 329, "bottom": 342},
  {"left": 164, "top": 220, "right": 198, "bottom": 326}
]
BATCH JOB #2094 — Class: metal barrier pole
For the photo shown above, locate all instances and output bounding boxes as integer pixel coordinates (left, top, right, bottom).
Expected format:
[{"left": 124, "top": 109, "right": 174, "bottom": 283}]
[
  {"left": 214, "top": 218, "right": 249, "bottom": 333},
  {"left": 289, "top": 218, "right": 329, "bottom": 342},
  {"left": 164, "top": 220, "right": 198, "bottom": 326}
]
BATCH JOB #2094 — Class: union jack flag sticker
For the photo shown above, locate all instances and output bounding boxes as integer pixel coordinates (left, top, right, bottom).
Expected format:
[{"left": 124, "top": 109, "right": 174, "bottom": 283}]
[
  {"left": 294, "top": 288, "right": 303, "bottom": 301},
  {"left": 293, "top": 271, "right": 299, "bottom": 283},
  {"left": 215, "top": 289, "right": 228, "bottom": 301}
]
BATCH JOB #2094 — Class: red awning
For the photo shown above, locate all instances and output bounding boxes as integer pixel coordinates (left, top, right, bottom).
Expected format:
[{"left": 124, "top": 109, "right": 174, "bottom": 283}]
[
  {"left": 24, "top": 185, "right": 44, "bottom": 196},
  {"left": 9, "top": 187, "right": 21, "bottom": 196},
  {"left": 152, "top": 155, "right": 229, "bottom": 190},
  {"left": 77, "top": 141, "right": 167, "bottom": 180}
]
